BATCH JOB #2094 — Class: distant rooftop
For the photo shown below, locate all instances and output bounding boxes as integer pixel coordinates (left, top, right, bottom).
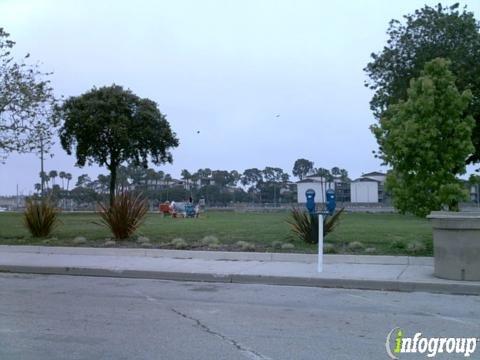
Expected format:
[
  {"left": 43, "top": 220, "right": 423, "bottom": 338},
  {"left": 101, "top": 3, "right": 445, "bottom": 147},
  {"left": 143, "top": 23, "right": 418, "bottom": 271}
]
[{"left": 361, "top": 171, "right": 386, "bottom": 177}]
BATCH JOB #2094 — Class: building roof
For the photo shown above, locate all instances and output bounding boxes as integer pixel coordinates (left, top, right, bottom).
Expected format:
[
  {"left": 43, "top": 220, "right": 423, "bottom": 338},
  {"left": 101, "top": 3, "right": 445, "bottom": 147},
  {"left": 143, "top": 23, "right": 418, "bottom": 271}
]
[
  {"left": 296, "top": 178, "right": 323, "bottom": 184},
  {"left": 352, "top": 177, "right": 381, "bottom": 183},
  {"left": 361, "top": 171, "right": 386, "bottom": 177}
]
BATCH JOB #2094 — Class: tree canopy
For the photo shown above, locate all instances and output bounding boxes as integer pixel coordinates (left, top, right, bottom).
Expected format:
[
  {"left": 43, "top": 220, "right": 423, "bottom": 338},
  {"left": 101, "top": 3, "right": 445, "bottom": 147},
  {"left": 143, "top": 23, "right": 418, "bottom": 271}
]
[
  {"left": 292, "top": 158, "right": 314, "bottom": 180},
  {"left": 0, "top": 28, "right": 56, "bottom": 161},
  {"left": 372, "top": 58, "right": 474, "bottom": 216},
  {"left": 365, "top": 3, "right": 480, "bottom": 163},
  {"left": 58, "top": 85, "right": 179, "bottom": 205}
]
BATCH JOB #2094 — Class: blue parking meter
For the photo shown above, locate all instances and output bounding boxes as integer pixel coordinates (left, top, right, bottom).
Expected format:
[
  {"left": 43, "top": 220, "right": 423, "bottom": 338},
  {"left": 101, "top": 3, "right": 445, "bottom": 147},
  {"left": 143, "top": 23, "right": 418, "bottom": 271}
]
[
  {"left": 326, "top": 189, "right": 336, "bottom": 215},
  {"left": 305, "top": 189, "right": 316, "bottom": 214}
]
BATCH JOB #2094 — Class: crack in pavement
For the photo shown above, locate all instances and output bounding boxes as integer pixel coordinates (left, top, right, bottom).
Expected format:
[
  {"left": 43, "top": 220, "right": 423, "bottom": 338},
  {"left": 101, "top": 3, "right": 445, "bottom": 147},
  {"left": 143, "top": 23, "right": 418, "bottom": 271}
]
[
  {"left": 396, "top": 265, "right": 409, "bottom": 280},
  {"left": 134, "top": 289, "right": 271, "bottom": 360},
  {"left": 170, "top": 307, "right": 272, "bottom": 360}
]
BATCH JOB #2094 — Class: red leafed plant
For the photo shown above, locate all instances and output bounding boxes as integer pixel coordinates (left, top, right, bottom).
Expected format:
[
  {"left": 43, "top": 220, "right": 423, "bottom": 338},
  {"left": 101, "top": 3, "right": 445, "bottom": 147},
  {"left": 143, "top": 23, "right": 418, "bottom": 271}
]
[
  {"left": 23, "top": 198, "right": 60, "bottom": 237},
  {"left": 98, "top": 192, "right": 148, "bottom": 240}
]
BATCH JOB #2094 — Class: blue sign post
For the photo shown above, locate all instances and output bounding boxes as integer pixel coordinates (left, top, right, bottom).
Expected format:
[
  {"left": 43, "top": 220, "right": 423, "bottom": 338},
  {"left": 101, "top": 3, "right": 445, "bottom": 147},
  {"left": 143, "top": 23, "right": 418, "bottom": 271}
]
[{"left": 305, "top": 188, "right": 338, "bottom": 273}]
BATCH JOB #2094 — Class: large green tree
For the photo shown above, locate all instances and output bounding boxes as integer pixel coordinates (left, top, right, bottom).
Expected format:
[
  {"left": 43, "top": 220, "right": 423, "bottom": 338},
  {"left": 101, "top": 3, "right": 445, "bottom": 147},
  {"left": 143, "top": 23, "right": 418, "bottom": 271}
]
[
  {"left": 58, "top": 85, "right": 179, "bottom": 206},
  {"left": 365, "top": 3, "right": 480, "bottom": 163},
  {"left": 373, "top": 58, "right": 474, "bottom": 216},
  {"left": 292, "top": 158, "right": 314, "bottom": 180},
  {"left": 0, "top": 28, "right": 56, "bottom": 161}
]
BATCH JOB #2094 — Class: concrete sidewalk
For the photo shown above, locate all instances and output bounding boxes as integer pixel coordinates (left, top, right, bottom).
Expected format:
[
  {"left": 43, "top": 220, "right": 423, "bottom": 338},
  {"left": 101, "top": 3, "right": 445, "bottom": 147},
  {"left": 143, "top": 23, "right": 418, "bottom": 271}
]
[{"left": 0, "top": 245, "right": 478, "bottom": 295}]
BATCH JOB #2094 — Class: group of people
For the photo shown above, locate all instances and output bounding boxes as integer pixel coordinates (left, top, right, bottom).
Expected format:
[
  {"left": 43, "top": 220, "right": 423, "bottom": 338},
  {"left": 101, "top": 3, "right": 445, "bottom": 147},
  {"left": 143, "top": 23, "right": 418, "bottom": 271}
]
[{"left": 161, "top": 197, "right": 200, "bottom": 218}]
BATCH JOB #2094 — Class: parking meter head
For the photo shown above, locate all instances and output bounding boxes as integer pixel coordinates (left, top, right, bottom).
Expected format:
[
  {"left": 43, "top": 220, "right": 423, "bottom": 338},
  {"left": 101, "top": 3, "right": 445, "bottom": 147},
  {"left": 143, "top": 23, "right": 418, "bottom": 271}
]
[
  {"left": 326, "top": 189, "right": 336, "bottom": 215},
  {"left": 305, "top": 189, "right": 316, "bottom": 214}
]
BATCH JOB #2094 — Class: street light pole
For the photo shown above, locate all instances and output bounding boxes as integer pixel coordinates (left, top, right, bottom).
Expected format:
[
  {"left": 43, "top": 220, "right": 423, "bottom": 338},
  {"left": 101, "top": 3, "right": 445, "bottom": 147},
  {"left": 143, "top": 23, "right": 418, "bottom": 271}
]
[{"left": 40, "top": 135, "right": 45, "bottom": 198}]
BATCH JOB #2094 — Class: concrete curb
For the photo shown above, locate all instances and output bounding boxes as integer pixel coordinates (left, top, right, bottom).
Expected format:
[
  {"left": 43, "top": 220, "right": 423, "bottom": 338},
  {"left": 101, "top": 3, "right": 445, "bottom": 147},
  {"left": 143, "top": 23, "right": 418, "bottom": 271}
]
[
  {"left": 0, "top": 264, "right": 477, "bottom": 296},
  {"left": 0, "top": 245, "right": 433, "bottom": 265}
]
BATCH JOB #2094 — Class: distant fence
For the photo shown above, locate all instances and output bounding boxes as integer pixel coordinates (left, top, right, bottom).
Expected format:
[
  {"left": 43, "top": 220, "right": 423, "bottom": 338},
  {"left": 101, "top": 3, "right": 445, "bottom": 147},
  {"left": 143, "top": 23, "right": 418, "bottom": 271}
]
[{"left": 2, "top": 200, "right": 478, "bottom": 214}]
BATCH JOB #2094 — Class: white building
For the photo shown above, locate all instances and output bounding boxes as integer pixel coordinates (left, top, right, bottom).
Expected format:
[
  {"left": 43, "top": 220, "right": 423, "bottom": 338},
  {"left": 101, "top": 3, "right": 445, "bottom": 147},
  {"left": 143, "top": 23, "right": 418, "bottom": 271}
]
[
  {"left": 296, "top": 178, "right": 335, "bottom": 203},
  {"left": 350, "top": 172, "right": 386, "bottom": 203},
  {"left": 350, "top": 178, "right": 379, "bottom": 203},
  {"left": 360, "top": 171, "right": 386, "bottom": 183},
  {"left": 296, "top": 171, "right": 387, "bottom": 204}
]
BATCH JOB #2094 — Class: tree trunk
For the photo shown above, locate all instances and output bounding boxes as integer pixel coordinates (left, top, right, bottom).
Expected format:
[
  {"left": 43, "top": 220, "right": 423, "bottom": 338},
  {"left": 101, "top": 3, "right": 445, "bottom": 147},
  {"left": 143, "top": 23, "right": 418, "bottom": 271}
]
[
  {"left": 448, "top": 200, "right": 459, "bottom": 212},
  {"left": 109, "top": 164, "right": 117, "bottom": 207}
]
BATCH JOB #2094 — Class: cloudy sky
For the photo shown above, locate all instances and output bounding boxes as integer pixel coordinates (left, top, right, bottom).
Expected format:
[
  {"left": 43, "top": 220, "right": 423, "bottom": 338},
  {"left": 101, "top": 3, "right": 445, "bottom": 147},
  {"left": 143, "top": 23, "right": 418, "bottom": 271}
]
[{"left": 1, "top": 0, "right": 479, "bottom": 195}]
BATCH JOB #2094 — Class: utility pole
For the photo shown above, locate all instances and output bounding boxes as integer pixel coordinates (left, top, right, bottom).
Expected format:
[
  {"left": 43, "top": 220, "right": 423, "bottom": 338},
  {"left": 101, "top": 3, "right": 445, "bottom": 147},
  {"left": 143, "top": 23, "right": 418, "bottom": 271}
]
[
  {"left": 40, "top": 135, "right": 45, "bottom": 198},
  {"left": 16, "top": 184, "right": 19, "bottom": 209}
]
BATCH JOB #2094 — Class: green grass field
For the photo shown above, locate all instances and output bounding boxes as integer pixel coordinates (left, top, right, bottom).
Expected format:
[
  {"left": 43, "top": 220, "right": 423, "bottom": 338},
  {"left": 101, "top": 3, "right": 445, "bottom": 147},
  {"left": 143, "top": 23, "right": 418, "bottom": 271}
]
[{"left": 0, "top": 211, "right": 433, "bottom": 255}]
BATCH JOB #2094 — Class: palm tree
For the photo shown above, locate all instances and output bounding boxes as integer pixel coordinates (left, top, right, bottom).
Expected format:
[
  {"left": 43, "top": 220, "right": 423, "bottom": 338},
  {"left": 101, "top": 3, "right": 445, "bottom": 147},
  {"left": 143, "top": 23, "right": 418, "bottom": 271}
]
[
  {"left": 48, "top": 170, "right": 58, "bottom": 187},
  {"left": 331, "top": 167, "right": 341, "bottom": 177},
  {"left": 145, "top": 168, "right": 158, "bottom": 190},
  {"left": 181, "top": 169, "right": 191, "bottom": 190},
  {"left": 314, "top": 168, "right": 331, "bottom": 203},
  {"left": 40, "top": 172, "right": 51, "bottom": 190},
  {"left": 65, "top": 173, "right": 72, "bottom": 191},
  {"left": 59, "top": 171, "right": 66, "bottom": 190},
  {"left": 339, "top": 169, "right": 349, "bottom": 182},
  {"left": 39, "top": 171, "right": 48, "bottom": 193},
  {"left": 164, "top": 174, "right": 172, "bottom": 200},
  {"left": 190, "top": 172, "right": 199, "bottom": 189},
  {"left": 156, "top": 170, "right": 165, "bottom": 190},
  {"left": 34, "top": 183, "right": 41, "bottom": 193}
]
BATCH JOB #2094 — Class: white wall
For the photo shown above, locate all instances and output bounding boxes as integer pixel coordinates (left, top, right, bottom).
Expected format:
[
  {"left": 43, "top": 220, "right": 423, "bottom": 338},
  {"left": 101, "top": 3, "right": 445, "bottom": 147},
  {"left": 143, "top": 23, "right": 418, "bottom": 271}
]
[
  {"left": 296, "top": 182, "right": 334, "bottom": 203},
  {"left": 350, "top": 181, "right": 378, "bottom": 203}
]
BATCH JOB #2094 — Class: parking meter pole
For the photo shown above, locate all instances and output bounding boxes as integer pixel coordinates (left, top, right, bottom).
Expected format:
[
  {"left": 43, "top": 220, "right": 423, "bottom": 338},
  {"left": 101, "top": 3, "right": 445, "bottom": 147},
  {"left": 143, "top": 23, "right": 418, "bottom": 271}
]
[
  {"left": 318, "top": 213, "right": 323, "bottom": 273},
  {"left": 304, "top": 188, "right": 325, "bottom": 272}
]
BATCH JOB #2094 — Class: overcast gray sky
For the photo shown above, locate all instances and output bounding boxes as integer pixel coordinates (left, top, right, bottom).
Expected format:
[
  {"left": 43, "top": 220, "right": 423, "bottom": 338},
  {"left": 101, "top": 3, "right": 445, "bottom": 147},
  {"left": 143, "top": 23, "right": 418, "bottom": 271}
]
[{"left": 1, "top": 0, "right": 479, "bottom": 195}]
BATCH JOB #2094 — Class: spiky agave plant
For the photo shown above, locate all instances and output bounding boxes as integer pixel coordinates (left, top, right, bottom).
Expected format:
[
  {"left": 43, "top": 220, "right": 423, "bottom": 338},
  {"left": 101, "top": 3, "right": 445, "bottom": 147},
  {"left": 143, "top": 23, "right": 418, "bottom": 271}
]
[
  {"left": 23, "top": 198, "right": 60, "bottom": 237},
  {"left": 324, "top": 207, "right": 345, "bottom": 235},
  {"left": 97, "top": 191, "right": 148, "bottom": 240},
  {"left": 286, "top": 207, "right": 345, "bottom": 244},
  {"left": 286, "top": 207, "right": 318, "bottom": 244}
]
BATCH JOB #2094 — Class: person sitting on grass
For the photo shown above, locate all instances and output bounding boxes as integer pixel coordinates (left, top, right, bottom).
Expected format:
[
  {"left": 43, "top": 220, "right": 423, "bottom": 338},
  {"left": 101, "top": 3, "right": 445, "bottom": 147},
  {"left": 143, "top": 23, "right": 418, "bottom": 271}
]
[{"left": 169, "top": 201, "right": 177, "bottom": 218}]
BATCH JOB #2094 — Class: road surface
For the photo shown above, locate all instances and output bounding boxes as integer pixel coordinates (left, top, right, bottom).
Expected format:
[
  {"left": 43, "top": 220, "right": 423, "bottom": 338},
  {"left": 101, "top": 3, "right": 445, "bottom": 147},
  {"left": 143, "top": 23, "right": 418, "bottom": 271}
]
[{"left": 0, "top": 274, "right": 478, "bottom": 359}]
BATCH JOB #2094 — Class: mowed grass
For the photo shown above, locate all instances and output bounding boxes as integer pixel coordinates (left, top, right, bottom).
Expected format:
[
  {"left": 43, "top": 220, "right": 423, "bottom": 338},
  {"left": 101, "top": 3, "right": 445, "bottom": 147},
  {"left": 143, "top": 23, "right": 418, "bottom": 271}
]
[{"left": 0, "top": 211, "right": 433, "bottom": 255}]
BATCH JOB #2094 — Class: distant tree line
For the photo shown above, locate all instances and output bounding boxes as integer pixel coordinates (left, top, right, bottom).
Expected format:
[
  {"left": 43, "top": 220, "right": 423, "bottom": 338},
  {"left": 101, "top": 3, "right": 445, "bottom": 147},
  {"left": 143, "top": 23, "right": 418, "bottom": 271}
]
[{"left": 34, "top": 160, "right": 351, "bottom": 208}]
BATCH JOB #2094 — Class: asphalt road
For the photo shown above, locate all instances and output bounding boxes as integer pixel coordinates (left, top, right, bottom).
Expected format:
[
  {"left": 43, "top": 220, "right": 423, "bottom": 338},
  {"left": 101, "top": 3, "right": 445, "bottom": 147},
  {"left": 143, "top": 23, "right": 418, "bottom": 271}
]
[{"left": 0, "top": 274, "right": 478, "bottom": 360}]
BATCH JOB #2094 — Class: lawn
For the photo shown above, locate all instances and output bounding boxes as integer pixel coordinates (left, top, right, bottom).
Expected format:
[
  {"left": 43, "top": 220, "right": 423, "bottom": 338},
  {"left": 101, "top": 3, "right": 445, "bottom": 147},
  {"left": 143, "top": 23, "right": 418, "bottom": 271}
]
[{"left": 0, "top": 211, "right": 433, "bottom": 255}]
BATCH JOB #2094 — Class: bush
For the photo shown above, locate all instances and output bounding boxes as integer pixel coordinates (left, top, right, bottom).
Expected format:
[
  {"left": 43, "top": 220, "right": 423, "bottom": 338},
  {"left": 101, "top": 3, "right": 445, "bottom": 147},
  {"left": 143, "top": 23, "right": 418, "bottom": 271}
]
[
  {"left": 73, "top": 236, "right": 87, "bottom": 245},
  {"left": 171, "top": 238, "right": 187, "bottom": 249},
  {"left": 348, "top": 241, "right": 365, "bottom": 252},
  {"left": 23, "top": 198, "right": 59, "bottom": 237},
  {"left": 137, "top": 236, "right": 151, "bottom": 244},
  {"left": 281, "top": 243, "right": 295, "bottom": 250},
  {"left": 365, "top": 247, "right": 377, "bottom": 254},
  {"left": 323, "top": 243, "right": 337, "bottom": 254},
  {"left": 407, "top": 241, "right": 426, "bottom": 255},
  {"left": 97, "top": 192, "right": 148, "bottom": 240},
  {"left": 236, "top": 241, "right": 255, "bottom": 251},
  {"left": 390, "top": 239, "right": 407, "bottom": 250},
  {"left": 271, "top": 240, "right": 283, "bottom": 249},
  {"left": 286, "top": 207, "right": 345, "bottom": 244},
  {"left": 201, "top": 235, "right": 219, "bottom": 246}
]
